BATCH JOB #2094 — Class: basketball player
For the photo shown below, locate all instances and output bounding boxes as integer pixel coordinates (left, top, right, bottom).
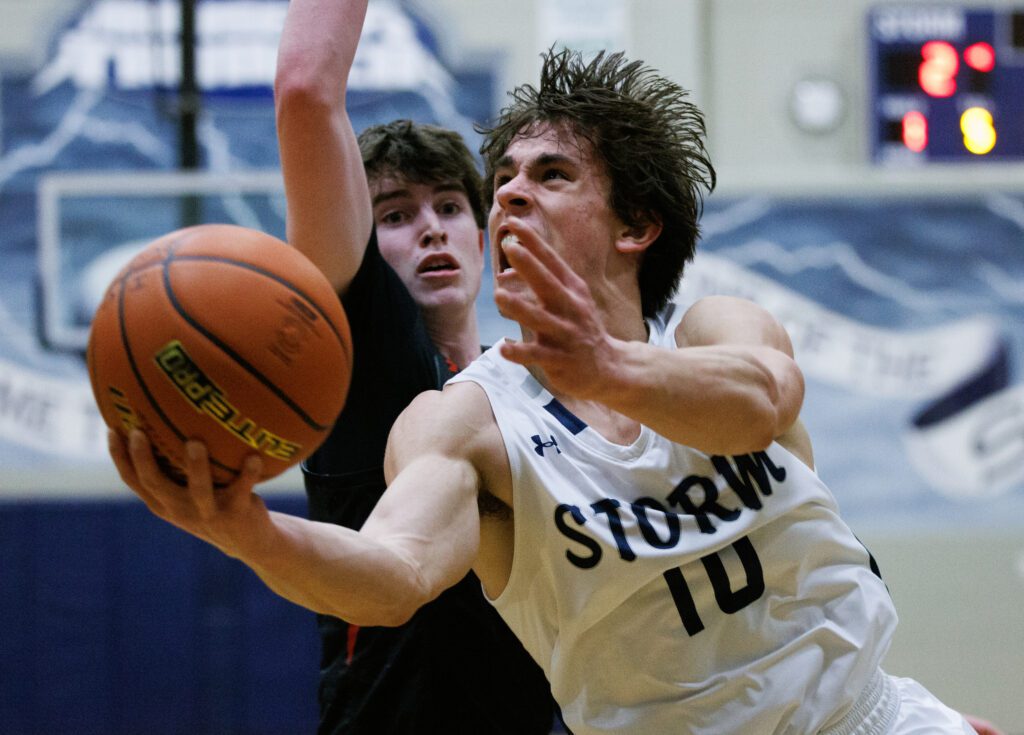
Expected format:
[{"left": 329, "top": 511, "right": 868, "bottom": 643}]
[
  {"left": 273, "top": 0, "right": 552, "bottom": 731},
  {"left": 112, "top": 47, "right": 997, "bottom": 734}
]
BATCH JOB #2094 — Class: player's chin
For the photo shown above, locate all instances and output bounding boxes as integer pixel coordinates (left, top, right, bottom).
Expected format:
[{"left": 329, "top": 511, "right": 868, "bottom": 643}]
[{"left": 417, "top": 284, "right": 476, "bottom": 311}]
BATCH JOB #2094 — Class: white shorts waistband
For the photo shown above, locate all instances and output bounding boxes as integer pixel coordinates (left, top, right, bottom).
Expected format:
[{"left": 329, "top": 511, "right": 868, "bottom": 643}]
[{"left": 819, "top": 669, "right": 900, "bottom": 735}]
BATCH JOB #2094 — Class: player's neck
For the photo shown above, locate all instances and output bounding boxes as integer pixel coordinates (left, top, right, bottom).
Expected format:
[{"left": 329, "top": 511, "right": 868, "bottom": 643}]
[
  {"left": 597, "top": 287, "right": 648, "bottom": 343},
  {"left": 425, "top": 307, "right": 482, "bottom": 370},
  {"left": 529, "top": 364, "right": 643, "bottom": 446},
  {"left": 522, "top": 296, "right": 647, "bottom": 445}
]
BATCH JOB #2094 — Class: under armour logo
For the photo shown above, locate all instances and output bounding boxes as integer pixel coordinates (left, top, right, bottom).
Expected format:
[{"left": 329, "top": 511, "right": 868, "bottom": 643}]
[{"left": 531, "top": 434, "right": 561, "bottom": 456}]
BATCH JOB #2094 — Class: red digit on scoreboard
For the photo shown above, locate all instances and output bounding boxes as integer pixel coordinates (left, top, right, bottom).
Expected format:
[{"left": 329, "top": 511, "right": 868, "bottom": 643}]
[
  {"left": 963, "top": 41, "right": 995, "bottom": 72},
  {"left": 919, "top": 40, "right": 958, "bottom": 97},
  {"left": 902, "top": 111, "right": 928, "bottom": 152}
]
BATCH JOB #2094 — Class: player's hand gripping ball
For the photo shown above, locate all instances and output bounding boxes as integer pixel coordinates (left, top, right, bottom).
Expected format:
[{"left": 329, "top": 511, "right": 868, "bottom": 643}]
[{"left": 87, "top": 224, "right": 352, "bottom": 485}]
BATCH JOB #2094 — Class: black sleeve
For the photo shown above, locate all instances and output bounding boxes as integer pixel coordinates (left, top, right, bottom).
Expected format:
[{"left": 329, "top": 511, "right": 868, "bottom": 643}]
[{"left": 302, "top": 230, "right": 442, "bottom": 525}]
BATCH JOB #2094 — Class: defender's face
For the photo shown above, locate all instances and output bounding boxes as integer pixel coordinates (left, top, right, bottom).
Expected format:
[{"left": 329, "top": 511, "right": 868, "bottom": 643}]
[
  {"left": 487, "top": 122, "right": 625, "bottom": 292},
  {"left": 371, "top": 178, "right": 485, "bottom": 313}
]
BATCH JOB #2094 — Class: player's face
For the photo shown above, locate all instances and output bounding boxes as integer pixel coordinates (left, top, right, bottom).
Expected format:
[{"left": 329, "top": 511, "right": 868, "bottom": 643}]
[
  {"left": 487, "top": 122, "right": 633, "bottom": 295},
  {"left": 371, "top": 178, "right": 485, "bottom": 314}
]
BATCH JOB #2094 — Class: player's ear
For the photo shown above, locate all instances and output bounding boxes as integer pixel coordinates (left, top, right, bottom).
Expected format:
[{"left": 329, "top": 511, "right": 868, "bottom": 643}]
[{"left": 616, "top": 213, "right": 662, "bottom": 254}]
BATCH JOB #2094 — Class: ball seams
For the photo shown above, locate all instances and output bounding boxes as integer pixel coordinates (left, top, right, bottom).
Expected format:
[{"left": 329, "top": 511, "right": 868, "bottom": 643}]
[
  {"left": 160, "top": 257, "right": 339, "bottom": 432},
  {"left": 114, "top": 268, "right": 237, "bottom": 479}
]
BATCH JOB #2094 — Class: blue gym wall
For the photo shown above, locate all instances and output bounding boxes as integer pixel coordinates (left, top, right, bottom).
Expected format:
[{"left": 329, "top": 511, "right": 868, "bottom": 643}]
[{"left": 0, "top": 2, "right": 497, "bottom": 732}]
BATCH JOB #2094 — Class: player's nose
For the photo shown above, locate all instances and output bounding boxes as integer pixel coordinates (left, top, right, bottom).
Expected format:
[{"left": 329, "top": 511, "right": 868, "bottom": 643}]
[
  {"left": 419, "top": 207, "right": 447, "bottom": 246},
  {"left": 495, "top": 173, "right": 532, "bottom": 213}
]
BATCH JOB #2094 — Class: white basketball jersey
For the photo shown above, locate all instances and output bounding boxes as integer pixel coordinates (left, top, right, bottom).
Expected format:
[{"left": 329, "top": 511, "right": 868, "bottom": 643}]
[{"left": 449, "top": 304, "right": 899, "bottom": 735}]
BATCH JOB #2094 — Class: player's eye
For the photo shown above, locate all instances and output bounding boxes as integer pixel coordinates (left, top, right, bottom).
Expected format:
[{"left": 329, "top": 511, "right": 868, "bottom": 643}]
[
  {"left": 438, "top": 200, "right": 462, "bottom": 216},
  {"left": 378, "top": 210, "right": 407, "bottom": 225},
  {"left": 542, "top": 168, "right": 568, "bottom": 181}
]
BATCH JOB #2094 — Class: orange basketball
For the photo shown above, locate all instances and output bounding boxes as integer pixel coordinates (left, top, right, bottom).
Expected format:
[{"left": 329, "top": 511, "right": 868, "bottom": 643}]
[{"left": 87, "top": 224, "right": 352, "bottom": 486}]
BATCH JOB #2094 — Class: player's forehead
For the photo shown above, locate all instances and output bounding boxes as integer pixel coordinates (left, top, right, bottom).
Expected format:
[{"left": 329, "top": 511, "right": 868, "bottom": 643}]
[
  {"left": 496, "top": 120, "right": 598, "bottom": 172},
  {"left": 369, "top": 175, "right": 468, "bottom": 205}
]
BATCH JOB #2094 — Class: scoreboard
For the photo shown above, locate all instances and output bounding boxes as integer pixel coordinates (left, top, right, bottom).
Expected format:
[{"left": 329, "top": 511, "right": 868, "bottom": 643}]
[{"left": 869, "top": 5, "right": 1024, "bottom": 163}]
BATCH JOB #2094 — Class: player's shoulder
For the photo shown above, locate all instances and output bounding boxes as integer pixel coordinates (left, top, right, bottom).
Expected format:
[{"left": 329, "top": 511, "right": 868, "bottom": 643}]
[
  {"left": 393, "top": 382, "right": 500, "bottom": 456},
  {"left": 680, "top": 295, "right": 776, "bottom": 330},
  {"left": 387, "top": 378, "right": 512, "bottom": 506},
  {"left": 385, "top": 382, "right": 509, "bottom": 492},
  {"left": 677, "top": 295, "right": 792, "bottom": 353}
]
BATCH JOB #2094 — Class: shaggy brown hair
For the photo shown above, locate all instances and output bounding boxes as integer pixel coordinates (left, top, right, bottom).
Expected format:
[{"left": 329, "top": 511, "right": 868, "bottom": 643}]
[
  {"left": 479, "top": 48, "right": 715, "bottom": 317},
  {"left": 358, "top": 120, "right": 486, "bottom": 229}
]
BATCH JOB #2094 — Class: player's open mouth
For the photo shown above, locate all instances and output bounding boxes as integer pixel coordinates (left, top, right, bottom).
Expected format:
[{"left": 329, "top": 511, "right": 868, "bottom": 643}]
[
  {"left": 498, "top": 232, "right": 520, "bottom": 273},
  {"left": 417, "top": 254, "right": 459, "bottom": 275}
]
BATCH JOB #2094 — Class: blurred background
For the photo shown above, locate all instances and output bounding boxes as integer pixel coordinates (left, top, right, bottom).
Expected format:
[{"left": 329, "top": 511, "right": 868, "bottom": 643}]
[{"left": 0, "top": 0, "right": 1022, "bottom": 732}]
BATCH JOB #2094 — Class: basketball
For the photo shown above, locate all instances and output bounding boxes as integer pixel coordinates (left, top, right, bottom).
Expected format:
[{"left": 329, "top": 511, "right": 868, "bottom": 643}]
[{"left": 86, "top": 224, "right": 352, "bottom": 486}]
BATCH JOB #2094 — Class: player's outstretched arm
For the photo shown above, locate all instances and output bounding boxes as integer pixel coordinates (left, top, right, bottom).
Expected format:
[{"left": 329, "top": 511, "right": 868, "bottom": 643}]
[
  {"left": 274, "top": 0, "right": 373, "bottom": 294},
  {"left": 107, "top": 391, "right": 483, "bottom": 625},
  {"left": 496, "top": 228, "right": 802, "bottom": 456}
]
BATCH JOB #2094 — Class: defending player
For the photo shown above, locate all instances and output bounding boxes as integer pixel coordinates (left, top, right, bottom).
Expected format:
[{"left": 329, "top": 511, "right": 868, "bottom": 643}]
[
  {"left": 271, "top": 0, "right": 553, "bottom": 731},
  {"left": 114, "top": 48, "right": 987, "bottom": 734}
]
